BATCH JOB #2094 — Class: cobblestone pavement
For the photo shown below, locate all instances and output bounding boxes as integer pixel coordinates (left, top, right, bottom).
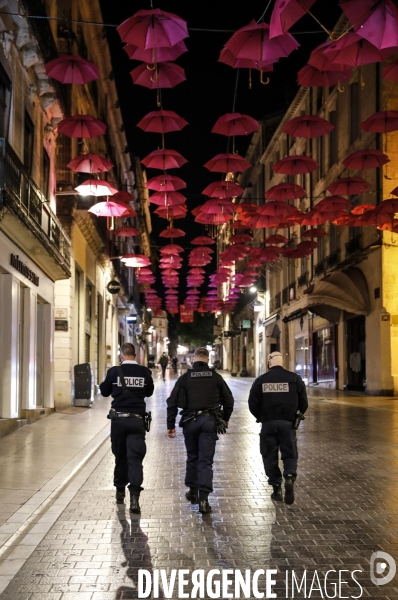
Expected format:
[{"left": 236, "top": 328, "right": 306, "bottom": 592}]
[{"left": 1, "top": 372, "right": 398, "bottom": 599}]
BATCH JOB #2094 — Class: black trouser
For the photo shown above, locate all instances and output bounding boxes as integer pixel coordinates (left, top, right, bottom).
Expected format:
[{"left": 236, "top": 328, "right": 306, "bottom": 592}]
[
  {"left": 110, "top": 417, "right": 146, "bottom": 496},
  {"left": 161, "top": 365, "right": 167, "bottom": 379},
  {"left": 260, "top": 420, "right": 297, "bottom": 485},
  {"left": 183, "top": 414, "right": 218, "bottom": 494}
]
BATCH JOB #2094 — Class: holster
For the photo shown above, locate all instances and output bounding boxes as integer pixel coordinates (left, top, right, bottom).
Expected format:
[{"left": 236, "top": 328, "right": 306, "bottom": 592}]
[
  {"left": 144, "top": 411, "right": 152, "bottom": 433},
  {"left": 107, "top": 408, "right": 117, "bottom": 420}
]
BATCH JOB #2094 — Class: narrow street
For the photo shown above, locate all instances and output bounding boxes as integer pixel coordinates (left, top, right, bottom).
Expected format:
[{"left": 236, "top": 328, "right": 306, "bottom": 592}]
[{"left": 0, "top": 372, "right": 398, "bottom": 599}]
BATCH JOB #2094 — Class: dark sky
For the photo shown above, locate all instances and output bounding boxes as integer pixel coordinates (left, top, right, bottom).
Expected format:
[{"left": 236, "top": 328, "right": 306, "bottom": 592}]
[{"left": 99, "top": 0, "right": 342, "bottom": 300}]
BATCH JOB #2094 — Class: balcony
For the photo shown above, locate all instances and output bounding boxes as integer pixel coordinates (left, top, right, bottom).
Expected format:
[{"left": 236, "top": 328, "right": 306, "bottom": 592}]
[
  {"left": 326, "top": 249, "right": 341, "bottom": 269},
  {"left": 314, "top": 259, "right": 326, "bottom": 276},
  {"left": 270, "top": 292, "right": 281, "bottom": 313},
  {"left": 345, "top": 234, "right": 362, "bottom": 258},
  {"left": 298, "top": 272, "right": 308, "bottom": 287},
  {"left": 0, "top": 139, "right": 71, "bottom": 280}
]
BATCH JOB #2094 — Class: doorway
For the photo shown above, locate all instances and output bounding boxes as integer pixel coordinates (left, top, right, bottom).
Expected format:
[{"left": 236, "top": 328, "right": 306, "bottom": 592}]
[
  {"left": 346, "top": 315, "right": 366, "bottom": 390},
  {"left": 36, "top": 301, "right": 45, "bottom": 407}
]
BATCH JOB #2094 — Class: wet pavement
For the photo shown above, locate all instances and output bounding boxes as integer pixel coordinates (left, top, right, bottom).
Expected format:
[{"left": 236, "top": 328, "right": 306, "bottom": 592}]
[{"left": 1, "top": 370, "right": 398, "bottom": 599}]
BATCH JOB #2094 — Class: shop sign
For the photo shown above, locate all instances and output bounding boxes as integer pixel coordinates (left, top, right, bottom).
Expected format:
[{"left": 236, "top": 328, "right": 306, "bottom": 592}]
[
  {"left": 180, "top": 305, "right": 194, "bottom": 323},
  {"left": 55, "top": 308, "right": 68, "bottom": 319},
  {"left": 242, "top": 319, "right": 251, "bottom": 329},
  {"left": 10, "top": 254, "right": 39, "bottom": 286},
  {"left": 107, "top": 280, "right": 121, "bottom": 294},
  {"left": 55, "top": 320, "right": 68, "bottom": 331}
]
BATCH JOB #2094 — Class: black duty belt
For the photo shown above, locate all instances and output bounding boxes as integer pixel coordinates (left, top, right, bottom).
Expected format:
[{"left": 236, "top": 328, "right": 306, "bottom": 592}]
[
  {"left": 182, "top": 407, "right": 219, "bottom": 423},
  {"left": 116, "top": 412, "right": 143, "bottom": 419}
]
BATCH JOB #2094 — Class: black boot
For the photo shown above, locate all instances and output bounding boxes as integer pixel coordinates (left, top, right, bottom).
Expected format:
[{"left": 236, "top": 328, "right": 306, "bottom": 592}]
[
  {"left": 199, "top": 491, "right": 211, "bottom": 513},
  {"left": 116, "top": 487, "right": 125, "bottom": 504},
  {"left": 185, "top": 488, "right": 199, "bottom": 503},
  {"left": 130, "top": 495, "right": 141, "bottom": 513},
  {"left": 271, "top": 484, "right": 283, "bottom": 501},
  {"left": 284, "top": 475, "right": 295, "bottom": 505}
]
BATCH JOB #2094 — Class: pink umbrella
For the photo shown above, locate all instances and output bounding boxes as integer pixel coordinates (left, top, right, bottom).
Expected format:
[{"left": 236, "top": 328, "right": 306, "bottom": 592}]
[
  {"left": 283, "top": 115, "right": 334, "bottom": 138},
  {"left": 112, "top": 191, "right": 135, "bottom": 204},
  {"left": 130, "top": 61, "right": 186, "bottom": 89},
  {"left": 74, "top": 179, "right": 119, "bottom": 197},
  {"left": 383, "top": 58, "right": 398, "bottom": 82},
  {"left": 218, "top": 47, "right": 275, "bottom": 71},
  {"left": 195, "top": 212, "right": 234, "bottom": 225},
  {"left": 266, "top": 234, "right": 288, "bottom": 244},
  {"left": 149, "top": 191, "right": 186, "bottom": 206},
  {"left": 323, "top": 32, "right": 396, "bottom": 67},
  {"left": 257, "top": 201, "right": 299, "bottom": 217},
  {"left": 202, "top": 181, "right": 244, "bottom": 198},
  {"left": 146, "top": 174, "right": 186, "bottom": 192},
  {"left": 308, "top": 40, "right": 350, "bottom": 71},
  {"left": 270, "top": 0, "right": 316, "bottom": 38},
  {"left": 224, "top": 22, "right": 299, "bottom": 63},
  {"left": 361, "top": 111, "right": 398, "bottom": 134},
  {"left": 191, "top": 236, "right": 216, "bottom": 245},
  {"left": 123, "top": 40, "right": 187, "bottom": 62},
  {"left": 200, "top": 199, "right": 235, "bottom": 214},
  {"left": 265, "top": 182, "right": 306, "bottom": 200},
  {"left": 212, "top": 113, "right": 259, "bottom": 136},
  {"left": 375, "top": 199, "right": 398, "bottom": 214},
  {"left": 45, "top": 55, "right": 99, "bottom": 84},
  {"left": 160, "top": 244, "right": 184, "bottom": 254},
  {"left": 141, "top": 148, "right": 187, "bottom": 170},
  {"left": 229, "top": 233, "right": 253, "bottom": 243},
  {"left": 58, "top": 115, "right": 106, "bottom": 138},
  {"left": 114, "top": 227, "right": 139, "bottom": 237},
  {"left": 159, "top": 227, "right": 186, "bottom": 238},
  {"left": 88, "top": 201, "right": 133, "bottom": 218},
  {"left": 155, "top": 205, "right": 187, "bottom": 219},
  {"left": 137, "top": 109, "right": 188, "bottom": 133},
  {"left": 117, "top": 8, "right": 189, "bottom": 48},
  {"left": 342, "top": 149, "right": 390, "bottom": 170},
  {"left": 204, "top": 153, "right": 251, "bottom": 173},
  {"left": 273, "top": 155, "right": 319, "bottom": 175},
  {"left": 340, "top": 0, "right": 398, "bottom": 50},
  {"left": 326, "top": 177, "right": 371, "bottom": 195},
  {"left": 297, "top": 64, "right": 352, "bottom": 87},
  {"left": 67, "top": 154, "right": 114, "bottom": 174}
]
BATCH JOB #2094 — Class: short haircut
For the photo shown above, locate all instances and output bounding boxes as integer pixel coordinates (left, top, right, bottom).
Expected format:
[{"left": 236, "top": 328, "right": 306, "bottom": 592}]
[
  {"left": 120, "top": 343, "right": 136, "bottom": 357},
  {"left": 194, "top": 347, "right": 209, "bottom": 360}
]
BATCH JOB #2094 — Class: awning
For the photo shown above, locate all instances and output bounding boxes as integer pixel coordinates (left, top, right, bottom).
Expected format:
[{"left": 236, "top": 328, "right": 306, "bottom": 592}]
[{"left": 305, "top": 267, "right": 370, "bottom": 323}]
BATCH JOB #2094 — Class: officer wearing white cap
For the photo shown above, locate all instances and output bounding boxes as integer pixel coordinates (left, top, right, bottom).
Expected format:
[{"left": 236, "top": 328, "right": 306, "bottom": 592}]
[{"left": 248, "top": 351, "right": 308, "bottom": 505}]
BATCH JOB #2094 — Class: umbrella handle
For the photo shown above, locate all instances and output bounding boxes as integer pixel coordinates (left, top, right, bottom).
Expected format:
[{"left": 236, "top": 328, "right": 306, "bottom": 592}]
[
  {"left": 260, "top": 71, "right": 270, "bottom": 85},
  {"left": 337, "top": 80, "right": 345, "bottom": 94}
]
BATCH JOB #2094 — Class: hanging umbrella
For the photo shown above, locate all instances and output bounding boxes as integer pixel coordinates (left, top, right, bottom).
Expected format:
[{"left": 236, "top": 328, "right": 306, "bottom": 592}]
[
  {"left": 58, "top": 114, "right": 106, "bottom": 138},
  {"left": 302, "top": 228, "right": 327, "bottom": 238},
  {"left": 297, "top": 64, "right": 352, "bottom": 87},
  {"left": 154, "top": 205, "right": 187, "bottom": 219},
  {"left": 160, "top": 244, "right": 184, "bottom": 255},
  {"left": 195, "top": 212, "right": 234, "bottom": 225},
  {"left": 123, "top": 40, "right": 187, "bottom": 62},
  {"left": 361, "top": 111, "right": 398, "bottom": 134},
  {"left": 269, "top": 0, "right": 316, "bottom": 38},
  {"left": 67, "top": 154, "right": 114, "bottom": 174},
  {"left": 316, "top": 196, "right": 352, "bottom": 211},
  {"left": 308, "top": 40, "right": 350, "bottom": 71},
  {"left": 211, "top": 113, "right": 259, "bottom": 136},
  {"left": 257, "top": 201, "right": 300, "bottom": 217},
  {"left": 340, "top": 0, "right": 398, "bottom": 50},
  {"left": 202, "top": 181, "right": 244, "bottom": 198},
  {"left": 130, "top": 61, "right": 186, "bottom": 89},
  {"left": 137, "top": 109, "right": 188, "bottom": 133},
  {"left": 146, "top": 174, "right": 186, "bottom": 192},
  {"left": 273, "top": 155, "right": 319, "bottom": 174},
  {"left": 88, "top": 201, "right": 133, "bottom": 217},
  {"left": 114, "top": 227, "right": 139, "bottom": 237},
  {"left": 117, "top": 8, "right": 189, "bottom": 48},
  {"left": 356, "top": 211, "right": 392, "bottom": 227},
  {"left": 375, "top": 199, "right": 398, "bottom": 214},
  {"left": 149, "top": 191, "right": 186, "bottom": 206},
  {"left": 45, "top": 55, "right": 99, "bottom": 84},
  {"left": 234, "top": 202, "right": 258, "bottom": 214},
  {"left": 265, "top": 182, "right": 306, "bottom": 200},
  {"left": 218, "top": 47, "right": 275, "bottom": 70},
  {"left": 323, "top": 32, "right": 396, "bottom": 67},
  {"left": 159, "top": 227, "right": 186, "bottom": 238},
  {"left": 224, "top": 22, "right": 299, "bottom": 63},
  {"left": 75, "top": 179, "right": 119, "bottom": 197},
  {"left": 300, "top": 208, "right": 342, "bottom": 225},
  {"left": 326, "top": 177, "right": 371, "bottom": 195},
  {"left": 141, "top": 148, "right": 187, "bottom": 170},
  {"left": 383, "top": 58, "right": 398, "bottom": 82},
  {"left": 121, "top": 253, "right": 151, "bottom": 266},
  {"left": 229, "top": 233, "right": 253, "bottom": 243},
  {"left": 351, "top": 204, "right": 374, "bottom": 215},
  {"left": 246, "top": 214, "right": 281, "bottom": 228},
  {"left": 191, "top": 236, "right": 216, "bottom": 245},
  {"left": 342, "top": 149, "right": 390, "bottom": 170},
  {"left": 112, "top": 191, "right": 135, "bottom": 203},
  {"left": 204, "top": 153, "right": 251, "bottom": 172},
  {"left": 283, "top": 115, "right": 334, "bottom": 138},
  {"left": 266, "top": 234, "right": 289, "bottom": 244},
  {"left": 200, "top": 199, "right": 235, "bottom": 214}
]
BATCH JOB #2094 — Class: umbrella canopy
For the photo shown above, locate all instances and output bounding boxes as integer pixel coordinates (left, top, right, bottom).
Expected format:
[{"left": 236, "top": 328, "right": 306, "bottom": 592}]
[
  {"left": 204, "top": 153, "right": 251, "bottom": 173},
  {"left": 266, "top": 234, "right": 289, "bottom": 244},
  {"left": 383, "top": 58, "right": 398, "bottom": 82},
  {"left": 154, "top": 205, "right": 187, "bottom": 219},
  {"left": 45, "top": 55, "right": 99, "bottom": 84},
  {"left": 121, "top": 253, "right": 151, "bottom": 266},
  {"left": 327, "top": 177, "right": 371, "bottom": 196},
  {"left": 356, "top": 210, "right": 392, "bottom": 227},
  {"left": 265, "top": 182, "right": 306, "bottom": 200},
  {"left": 229, "top": 233, "right": 253, "bottom": 243},
  {"left": 195, "top": 212, "right": 234, "bottom": 225},
  {"left": 88, "top": 201, "right": 132, "bottom": 217},
  {"left": 75, "top": 179, "right": 119, "bottom": 197},
  {"left": 130, "top": 61, "right": 186, "bottom": 89},
  {"left": 224, "top": 22, "right": 299, "bottom": 64},
  {"left": 149, "top": 191, "right": 186, "bottom": 206},
  {"left": 191, "top": 236, "right": 216, "bottom": 245},
  {"left": 361, "top": 111, "right": 398, "bottom": 134},
  {"left": 308, "top": 40, "right": 349, "bottom": 71},
  {"left": 342, "top": 149, "right": 390, "bottom": 170},
  {"left": 351, "top": 204, "right": 375, "bottom": 215},
  {"left": 159, "top": 227, "right": 186, "bottom": 238},
  {"left": 375, "top": 199, "right": 398, "bottom": 214},
  {"left": 112, "top": 191, "right": 135, "bottom": 204},
  {"left": 323, "top": 32, "right": 396, "bottom": 67},
  {"left": 258, "top": 201, "right": 299, "bottom": 217},
  {"left": 114, "top": 227, "right": 139, "bottom": 237},
  {"left": 202, "top": 181, "right": 244, "bottom": 198},
  {"left": 297, "top": 64, "right": 352, "bottom": 87},
  {"left": 141, "top": 148, "right": 187, "bottom": 170},
  {"left": 283, "top": 115, "right": 334, "bottom": 138},
  {"left": 160, "top": 244, "right": 184, "bottom": 254},
  {"left": 200, "top": 198, "right": 235, "bottom": 214},
  {"left": 137, "top": 109, "right": 188, "bottom": 133},
  {"left": 316, "top": 196, "right": 352, "bottom": 211},
  {"left": 340, "top": 0, "right": 398, "bottom": 50},
  {"left": 211, "top": 113, "right": 259, "bottom": 136},
  {"left": 269, "top": 0, "right": 316, "bottom": 38},
  {"left": 146, "top": 174, "right": 186, "bottom": 192},
  {"left": 58, "top": 115, "right": 106, "bottom": 138},
  {"left": 218, "top": 47, "right": 275, "bottom": 70},
  {"left": 67, "top": 154, "right": 114, "bottom": 174},
  {"left": 302, "top": 228, "right": 327, "bottom": 238},
  {"left": 117, "top": 8, "right": 188, "bottom": 48},
  {"left": 123, "top": 40, "right": 187, "bottom": 62},
  {"left": 272, "top": 155, "right": 319, "bottom": 174}
]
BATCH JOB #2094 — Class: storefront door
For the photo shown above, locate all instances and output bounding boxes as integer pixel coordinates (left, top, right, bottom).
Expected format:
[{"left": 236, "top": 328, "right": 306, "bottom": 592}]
[{"left": 346, "top": 315, "right": 366, "bottom": 390}]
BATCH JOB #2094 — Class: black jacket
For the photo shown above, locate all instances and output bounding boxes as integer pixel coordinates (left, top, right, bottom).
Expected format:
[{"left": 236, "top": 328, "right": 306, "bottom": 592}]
[
  {"left": 248, "top": 366, "right": 308, "bottom": 423},
  {"left": 167, "top": 361, "right": 234, "bottom": 429},
  {"left": 99, "top": 361, "right": 154, "bottom": 415}
]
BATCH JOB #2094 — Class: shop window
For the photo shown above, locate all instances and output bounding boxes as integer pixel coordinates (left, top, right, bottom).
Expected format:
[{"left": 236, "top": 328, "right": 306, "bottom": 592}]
[
  {"left": 316, "top": 327, "right": 335, "bottom": 382},
  {"left": 295, "top": 337, "right": 309, "bottom": 384},
  {"left": 24, "top": 111, "right": 34, "bottom": 174}
]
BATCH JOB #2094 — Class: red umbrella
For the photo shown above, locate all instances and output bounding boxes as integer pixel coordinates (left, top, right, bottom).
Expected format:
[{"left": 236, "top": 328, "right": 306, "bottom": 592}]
[
  {"left": 258, "top": 201, "right": 299, "bottom": 217},
  {"left": 45, "top": 55, "right": 99, "bottom": 84},
  {"left": 58, "top": 115, "right": 106, "bottom": 138},
  {"left": 361, "top": 111, "right": 398, "bottom": 134},
  {"left": 160, "top": 244, "right": 184, "bottom": 254},
  {"left": 340, "top": 0, "right": 398, "bottom": 50},
  {"left": 202, "top": 181, "right": 244, "bottom": 198},
  {"left": 375, "top": 199, "right": 398, "bottom": 214},
  {"left": 112, "top": 191, "right": 135, "bottom": 204},
  {"left": 269, "top": 0, "right": 316, "bottom": 38},
  {"left": 141, "top": 148, "right": 187, "bottom": 170},
  {"left": 342, "top": 149, "right": 390, "bottom": 170},
  {"left": 211, "top": 113, "right": 259, "bottom": 136},
  {"left": 246, "top": 214, "right": 281, "bottom": 228},
  {"left": 218, "top": 47, "right": 275, "bottom": 70},
  {"left": 114, "top": 227, "right": 139, "bottom": 237},
  {"left": 146, "top": 174, "right": 186, "bottom": 192},
  {"left": 191, "top": 236, "right": 216, "bottom": 245},
  {"left": 123, "top": 40, "right": 187, "bottom": 62},
  {"left": 74, "top": 179, "right": 119, "bottom": 197},
  {"left": 323, "top": 32, "right": 396, "bottom": 67},
  {"left": 67, "top": 154, "right": 114, "bottom": 174},
  {"left": 351, "top": 204, "right": 374, "bottom": 215},
  {"left": 235, "top": 202, "right": 258, "bottom": 214},
  {"left": 265, "top": 182, "right": 306, "bottom": 201},
  {"left": 302, "top": 228, "right": 327, "bottom": 238},
  {"left": 224, "top": 22, "right": 299, "bottom": 63},
  {"left": 88, "top": 201, "right": 133, "bottom": 218},
  {"left": 229, "top": 233, "right": 253, "bottom": 243},
  {"left": 117, "top": 8, "right": 188, "bottom": 48},
  {"left": 297, "top": 64, "right": 352, "bottom": 87},
  {"left": 195, "top": 212, "right": 234, "bottom": 225},
  {"left": 266, "top": 234, "right": 288, "bottom": 244},
  {"left": 200, "top": 199, "right": 235, "bottom": 214},
  {"left": 316, "top": 196, "right": 352, "bottom": 211},
  {"left": 159, "top": 227, "right": 186, "bottom": 238},
  {"left": 383, "top": 58, "right": 398, "bottom": 82},
  {"left": 130, "top": 62, "right": 186, "bottom": 89},
  {"left": 308, "top": 40, "right": 350, "bottom": 71},
  {"left": 149, "top": 191, "right": 186, "bottom": 206},
  {"left": 273, "top": 155, "right": 319, "bottom": 175},
  {"left": 283, "top": 115, "right": 334, "bottom": 138},
  {"left": 204, "top": 153, "right": 251, "bottom": 173},
  {"left": 356, "top": 211, "right": 392, "bottom": 227},
  {"left": 137, "top": 110, "right": 188, "bottom": 133},
  {"left": 154, "top": 205, "right": 187, "bottom": 219},
  {"left": 300, "top": 209, "right": 342, "bottom": 225},
  {"left": 326, "top": 177, "right": 371, "bottom": 196}
]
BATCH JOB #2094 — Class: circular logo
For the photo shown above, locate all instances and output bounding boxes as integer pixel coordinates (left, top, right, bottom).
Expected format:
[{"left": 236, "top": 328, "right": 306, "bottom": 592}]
[{"left": 107, "top": 280, "right": 121, "bottom": 294}]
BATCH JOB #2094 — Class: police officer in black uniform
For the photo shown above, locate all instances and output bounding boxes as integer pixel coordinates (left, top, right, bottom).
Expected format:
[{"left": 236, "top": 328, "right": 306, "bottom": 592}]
[
  {"left": 100, "top": 343, "right": 154, "bottom": 513},
  {"left": 248, "top": 351, "right": 308, "bottom": 505},
  {"left": 166, "top": 347, "right": 234, "bottom": 513}
]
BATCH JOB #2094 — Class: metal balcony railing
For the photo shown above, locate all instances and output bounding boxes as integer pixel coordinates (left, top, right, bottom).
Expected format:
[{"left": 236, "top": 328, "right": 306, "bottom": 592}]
[
  {"left": 326, "top": 249, "right": 341, "bottom": 268},
  {"left": 345, "top": 234, "right": 362, "bottom": 258},
  {"left": 0, "top": 139, "right": 71, "bottom": 273},
  {"left": 314, "top": 259, "right": 326, "bottom": 276},
  {"left": 270, "top": 292, "right": 281, "bottom": 313},
  {"left": 298, "top": 272, "right": 308, "bottom": 287}
]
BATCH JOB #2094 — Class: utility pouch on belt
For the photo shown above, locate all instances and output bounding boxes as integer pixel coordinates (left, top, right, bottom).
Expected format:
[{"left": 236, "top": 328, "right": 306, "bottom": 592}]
[
  {"left": 144, "top": 411, "right": 152, "bottom": 433},
  {"left": 107, "top": 408, "right": 117, "bottom": 420}
]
